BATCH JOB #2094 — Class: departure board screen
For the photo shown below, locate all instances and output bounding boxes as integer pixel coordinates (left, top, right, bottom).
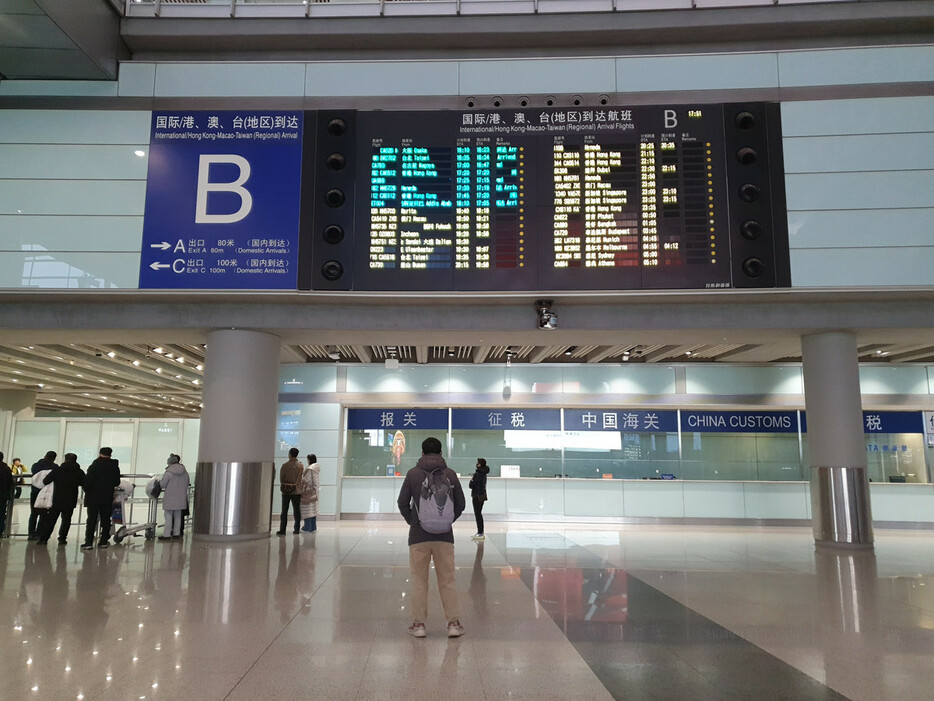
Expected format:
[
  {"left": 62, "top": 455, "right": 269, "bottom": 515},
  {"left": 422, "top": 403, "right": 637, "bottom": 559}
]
[{"left": 307, "top": 103, "right": 789, "bottom": 291}]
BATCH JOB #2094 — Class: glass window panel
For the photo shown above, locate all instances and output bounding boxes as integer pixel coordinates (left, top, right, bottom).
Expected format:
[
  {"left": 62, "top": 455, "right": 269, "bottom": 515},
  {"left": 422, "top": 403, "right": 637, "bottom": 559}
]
[
  {"left": 11, "top": 419, "right": 61, "bottom": 467},
  {"left": 450, "top": 430, "right": 562, "bottom": 478},
  {"left": 680, "top": 433, "right": 799, "bottom": 481},
  {"left": 100, "top": 421, "right": 135, "bottom": 473},
  {"left": 136, "top": 421, "right": 181, "bottom": 476},
  {"left": 564, "top": 431, "right": 680, "bottom": 479},
  {"left": 63, "top": 421, "right": 102, "bottom": 467},
  {"left": 345, "top": 428, "right": 444, "bottom": 477},
  {"left": 865, "top": 433, "right": 927, "bottom": 483}
]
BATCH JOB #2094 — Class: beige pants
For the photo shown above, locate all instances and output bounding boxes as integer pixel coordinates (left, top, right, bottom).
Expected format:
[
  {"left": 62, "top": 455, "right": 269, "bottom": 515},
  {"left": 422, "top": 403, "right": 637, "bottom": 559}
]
[{"left": 409, "top": 541, "right": 459, "bottom": 623}]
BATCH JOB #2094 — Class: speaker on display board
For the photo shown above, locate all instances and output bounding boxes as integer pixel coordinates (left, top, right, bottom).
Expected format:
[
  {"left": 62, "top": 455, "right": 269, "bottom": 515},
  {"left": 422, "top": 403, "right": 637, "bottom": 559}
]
[
  {"left": 722, "top": 102, "right": 790, "bottom": 288},
  {"left": 298, "top": 110, "right": 356, "bottom": 290}
]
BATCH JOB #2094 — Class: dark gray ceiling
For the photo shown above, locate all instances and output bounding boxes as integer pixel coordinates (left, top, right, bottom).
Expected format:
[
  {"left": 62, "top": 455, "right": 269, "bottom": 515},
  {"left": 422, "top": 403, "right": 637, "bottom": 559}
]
[{"left": 0, "top": 0, "right": 125, "bottom": 80}]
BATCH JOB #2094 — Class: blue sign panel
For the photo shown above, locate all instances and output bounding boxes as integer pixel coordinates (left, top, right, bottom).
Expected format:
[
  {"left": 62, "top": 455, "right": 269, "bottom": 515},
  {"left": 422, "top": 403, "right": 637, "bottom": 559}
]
[
  {"left": 564, "top": 409, "right": 678, "bottom": 433},
  {"left": 801, "top": 411, "right": 923, "bottom": 434},
  {"left": 139, "top": 111, "right": 303, "bottom": 289},
  {"left": 347, "top": 409, "right": 449, "bottom": 431},
  {"left": 680, "top": 411, "right": 798, "bottom": 433},
  {"left": 452, "top": 408, "right": 561, "bottom": 431}
]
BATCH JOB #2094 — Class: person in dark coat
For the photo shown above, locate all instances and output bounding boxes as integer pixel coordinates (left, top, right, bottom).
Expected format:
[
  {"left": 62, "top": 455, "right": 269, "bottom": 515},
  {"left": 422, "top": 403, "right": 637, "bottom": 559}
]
[
  {"left": 468, "top": 457, "right": 490, "bottom": 541},
  {"left": 36, "top": 453, "right": 85, "bottom": 545},
  {"left": 28, "top": 451, "right": 58, "bottom": 540},
  {"left": 0, "top": 452, "right": 13, "bottom": 538},
  {"left": 81, "top": 447, "right": 120, "bottom": 550}
]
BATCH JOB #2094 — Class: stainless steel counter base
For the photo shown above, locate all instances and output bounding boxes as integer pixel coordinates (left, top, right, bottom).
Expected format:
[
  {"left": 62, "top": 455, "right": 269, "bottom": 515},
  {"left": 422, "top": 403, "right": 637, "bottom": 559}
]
[
  {"left": 193, "top": 461, "right": 274, "bottom": 540},
  {"left": 811, "top": 465, "right": 874, "bottom": 548}
]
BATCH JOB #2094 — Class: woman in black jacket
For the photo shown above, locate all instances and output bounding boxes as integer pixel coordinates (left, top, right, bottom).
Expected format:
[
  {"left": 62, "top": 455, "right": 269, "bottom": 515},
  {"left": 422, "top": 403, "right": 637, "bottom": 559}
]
[{"left": 468, "top": 458, "right": 490, "bottom": 540}]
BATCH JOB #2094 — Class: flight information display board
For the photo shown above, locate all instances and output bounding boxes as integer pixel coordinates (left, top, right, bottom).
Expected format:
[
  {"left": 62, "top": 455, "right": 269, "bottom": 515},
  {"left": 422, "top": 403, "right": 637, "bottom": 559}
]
[{"left": 306, "top": 103, "right": 789, "bottom": 292}]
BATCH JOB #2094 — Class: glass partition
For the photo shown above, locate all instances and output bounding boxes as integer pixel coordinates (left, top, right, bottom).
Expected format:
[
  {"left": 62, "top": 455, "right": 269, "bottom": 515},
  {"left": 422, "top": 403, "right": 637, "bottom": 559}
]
[
  {"left": 136, "top": 421, "right": 183, "bottom": 476},
  {"left": 449, "top": 429, "right": 563, "bottom": 478},
  {"left": 346, "top": 427, "right": 442, "bottom": 477},
  {"left": 681, "top": 432, "right": 802, "bottom": 481},
  {"left": 63, "top": 421, "right": 105, "bottom": 467},
  {"left": 11, "top": 420, "right": 61, "bottom": 467},
  {"left": 564, "top": 430, "right": 680, "bottom": 480}
]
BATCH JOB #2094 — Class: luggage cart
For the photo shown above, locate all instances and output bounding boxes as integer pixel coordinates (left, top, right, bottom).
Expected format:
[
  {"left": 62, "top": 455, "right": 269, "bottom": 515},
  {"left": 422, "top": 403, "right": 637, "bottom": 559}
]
[{"left": 113, "top": 474, "right": 159, "bottom": 544}]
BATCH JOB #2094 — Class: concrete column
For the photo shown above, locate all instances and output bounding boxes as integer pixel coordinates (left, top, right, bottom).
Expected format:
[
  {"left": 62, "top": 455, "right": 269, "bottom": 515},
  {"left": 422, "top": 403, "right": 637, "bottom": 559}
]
[
  {"left": 802, "top": 331, "right": 873, "bottom": 548},
  {"left": 194, "top": 329, "right": 280, "bottom": 540}
]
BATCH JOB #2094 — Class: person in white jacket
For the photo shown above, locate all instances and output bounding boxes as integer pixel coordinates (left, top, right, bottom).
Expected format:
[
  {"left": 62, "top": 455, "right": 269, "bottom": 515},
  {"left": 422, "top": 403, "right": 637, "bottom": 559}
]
[
  {"left": 300, "top": 454, "right": 320, "bottom": 532},
  {"left": 158, "top": 454, "right": 190, "bottom": 541}
]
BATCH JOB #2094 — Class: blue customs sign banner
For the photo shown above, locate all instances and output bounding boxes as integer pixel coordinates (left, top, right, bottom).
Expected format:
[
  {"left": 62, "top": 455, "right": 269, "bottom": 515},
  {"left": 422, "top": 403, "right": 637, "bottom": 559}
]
[{"left": 139, "top": 111, "right": 303, "bottom": 289}]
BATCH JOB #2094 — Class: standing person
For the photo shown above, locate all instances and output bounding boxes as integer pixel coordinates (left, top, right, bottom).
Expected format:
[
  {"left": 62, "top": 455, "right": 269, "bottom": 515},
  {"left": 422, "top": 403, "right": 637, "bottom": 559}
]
[
  {"left": 157, "top": 454, "right": 190, "bottom": 541},
  {"left": 276, "top": 448, "right": 303, "bottom": 535},
  {"left": 468, "top": 457, "right": 490, "bottom": 541},
  {"left": 28, "top": 451, "right": 58, "bottom": 541},
  {"left": 0, "top": 453, "right": 12, "bottom": 539},
  {"left": 81, "top": 447, "right": 120, "bottom": 550},
  {"left": 37, "top": 453, "right": 85, "bottom": 546},
  {"left": 397, "top": 436, "right": 466, "bottom": 639},
  {"left": 300, "top": 453, "right": 320, "bottom": 533}
]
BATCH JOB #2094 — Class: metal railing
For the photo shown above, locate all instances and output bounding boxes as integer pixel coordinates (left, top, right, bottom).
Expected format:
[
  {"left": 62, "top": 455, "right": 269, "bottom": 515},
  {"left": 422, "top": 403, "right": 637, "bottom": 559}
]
[{"left": 1, "top": 473, "right": 193, "bottom": 542}]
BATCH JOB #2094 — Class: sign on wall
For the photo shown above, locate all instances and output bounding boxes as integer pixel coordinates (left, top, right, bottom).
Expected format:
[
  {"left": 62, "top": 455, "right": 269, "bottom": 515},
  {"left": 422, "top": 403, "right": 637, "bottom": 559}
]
[
  {"left": 680, "top": 410, "right": 799, "bottom": 433},
  {"left": 452, "top": 408, "right": 561, "bottom": 430},
  {"left": 139, "top": 111, "right": 303, "bottom": 289},
  {"left": 346, "top": 408, "right": 449, "bottom": 430},
  {"left": 564, "top": 409, "right": 678, "bottom": 432}
]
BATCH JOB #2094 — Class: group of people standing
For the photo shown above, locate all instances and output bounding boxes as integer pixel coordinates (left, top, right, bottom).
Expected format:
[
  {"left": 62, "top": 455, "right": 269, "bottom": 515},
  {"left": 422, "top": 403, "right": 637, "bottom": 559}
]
[
  {"left": 277, "top": 448, "right": 321, "bottom": 535},
  {"left": 0, "top": 448, "right": 190, "bottom": 547},
  {"left": 0, "top": 448, "right": 121, "bottom": 548}
]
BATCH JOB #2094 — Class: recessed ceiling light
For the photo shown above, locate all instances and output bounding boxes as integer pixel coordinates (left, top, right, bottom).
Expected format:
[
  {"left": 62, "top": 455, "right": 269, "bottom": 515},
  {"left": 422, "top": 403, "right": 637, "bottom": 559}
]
[{"left": 107, "top": 351, "right": 116, "bottom": 358}]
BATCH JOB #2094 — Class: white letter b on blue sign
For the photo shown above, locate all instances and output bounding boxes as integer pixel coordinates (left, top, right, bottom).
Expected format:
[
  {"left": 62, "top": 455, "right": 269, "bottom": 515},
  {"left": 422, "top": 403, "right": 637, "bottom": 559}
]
[{"left": 195, "top": 154, "right": 253, "bottom": 224}]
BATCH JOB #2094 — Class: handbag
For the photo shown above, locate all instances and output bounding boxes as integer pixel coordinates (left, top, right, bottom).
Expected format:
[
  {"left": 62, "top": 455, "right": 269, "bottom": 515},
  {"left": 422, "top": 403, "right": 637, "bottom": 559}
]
[
  {"left": 280, "top": 481, "right": 296, "bottom": 495},
  {"left": 34, "top": 483, "right": 54, "bottom": 509},
  {"left": 147, "top": 476, "right": 162, "bottom": 499}
]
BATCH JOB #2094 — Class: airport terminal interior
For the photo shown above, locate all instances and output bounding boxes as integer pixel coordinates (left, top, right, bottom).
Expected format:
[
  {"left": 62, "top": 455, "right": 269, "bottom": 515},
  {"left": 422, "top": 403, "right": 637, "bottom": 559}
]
[{"left": 2, "top": 0, "right": 934, "bottom": 699}]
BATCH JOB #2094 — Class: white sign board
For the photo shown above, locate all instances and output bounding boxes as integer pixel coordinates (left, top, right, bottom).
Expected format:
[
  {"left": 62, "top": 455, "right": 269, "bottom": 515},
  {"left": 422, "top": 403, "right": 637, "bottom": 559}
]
[{"left": 500, "top": 464, "right": 521, "bottom": 479}]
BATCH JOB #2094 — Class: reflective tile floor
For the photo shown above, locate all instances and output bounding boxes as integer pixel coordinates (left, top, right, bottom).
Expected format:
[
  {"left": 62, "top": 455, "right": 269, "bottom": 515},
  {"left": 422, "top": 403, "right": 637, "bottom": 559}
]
[{"left": 2, "top": 522, "right": 934, "bottom": 700}]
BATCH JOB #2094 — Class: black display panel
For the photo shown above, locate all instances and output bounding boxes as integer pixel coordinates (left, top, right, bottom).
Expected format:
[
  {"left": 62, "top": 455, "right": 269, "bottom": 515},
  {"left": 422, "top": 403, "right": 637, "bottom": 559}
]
[{"left": 306, "top": 103, "right": 789, "bottom": 292}]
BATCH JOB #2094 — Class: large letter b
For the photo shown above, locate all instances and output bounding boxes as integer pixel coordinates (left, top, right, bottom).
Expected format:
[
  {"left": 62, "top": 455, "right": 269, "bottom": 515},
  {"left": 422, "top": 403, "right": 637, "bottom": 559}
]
[{"left": 195, "top": 155, "right": 253, "bottom": 224}]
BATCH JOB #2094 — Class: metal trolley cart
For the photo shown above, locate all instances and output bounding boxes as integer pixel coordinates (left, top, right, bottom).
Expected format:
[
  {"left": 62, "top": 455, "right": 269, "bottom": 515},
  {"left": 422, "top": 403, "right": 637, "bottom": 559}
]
[{"left": 113, "top": 473, "right": 159, "bottom": 544}]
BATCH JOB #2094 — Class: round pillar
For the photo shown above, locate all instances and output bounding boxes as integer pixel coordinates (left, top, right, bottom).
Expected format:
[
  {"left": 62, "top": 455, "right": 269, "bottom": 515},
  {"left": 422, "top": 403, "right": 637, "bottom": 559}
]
[
  {"left": 194, "top": 329, "right": 280, "bottom": 540},
  {"left": 802, "top": 331, "right": 873, "bottom": 548}
]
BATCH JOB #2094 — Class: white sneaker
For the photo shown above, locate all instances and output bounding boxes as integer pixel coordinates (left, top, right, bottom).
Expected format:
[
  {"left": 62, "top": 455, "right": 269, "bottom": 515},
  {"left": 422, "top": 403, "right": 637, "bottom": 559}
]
[
  {"left": 408, "top": 622, "right": 426, "bottom": 638},
  {"left": 447, "top": 619, "right": 464, "bottom": 638},
  {"left": 471, "top": 533, "right": 485, "bottom": 540}
]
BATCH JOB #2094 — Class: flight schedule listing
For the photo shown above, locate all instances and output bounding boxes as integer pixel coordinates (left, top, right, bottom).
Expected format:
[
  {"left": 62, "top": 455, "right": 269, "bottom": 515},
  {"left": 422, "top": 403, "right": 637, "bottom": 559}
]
[{"left": 352, "top": 106, "right": 731, "bottom": 291}]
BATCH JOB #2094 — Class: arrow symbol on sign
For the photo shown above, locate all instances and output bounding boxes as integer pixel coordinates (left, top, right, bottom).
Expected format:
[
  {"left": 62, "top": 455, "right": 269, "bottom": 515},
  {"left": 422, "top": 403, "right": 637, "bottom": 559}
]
[
  {"left": 149, "top": 242, "right": 171, "bottom": 251},
  {"left": 149, "top": 262, "right": 170, "bottom": 271}
]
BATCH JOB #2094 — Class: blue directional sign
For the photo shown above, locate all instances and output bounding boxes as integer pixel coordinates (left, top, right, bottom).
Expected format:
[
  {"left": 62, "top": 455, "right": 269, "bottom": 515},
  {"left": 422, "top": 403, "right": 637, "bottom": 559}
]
[
  {"left": 347, "top": 409, "right": 449, "bottom": 431},
  {"left": 452, "top": 408, "right": 561, "bottom": 431},
  {"left": 139, "top": 111, "right": 303, "bottom": 289},
  {"left": 680, "top": 410, "right": 799, "bottom": 433},
  {"left": 564, "top": 409, "right": 678, "bottom": 433},
  {"left": 801, "top": 411, "right": 923, "bottom": 434}
]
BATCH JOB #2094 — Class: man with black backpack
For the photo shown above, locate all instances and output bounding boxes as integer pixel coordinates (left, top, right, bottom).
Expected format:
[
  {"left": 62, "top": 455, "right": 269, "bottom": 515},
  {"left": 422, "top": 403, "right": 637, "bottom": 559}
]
[{"left": 397, "top": 436, "right": 466, "bottom": 639}]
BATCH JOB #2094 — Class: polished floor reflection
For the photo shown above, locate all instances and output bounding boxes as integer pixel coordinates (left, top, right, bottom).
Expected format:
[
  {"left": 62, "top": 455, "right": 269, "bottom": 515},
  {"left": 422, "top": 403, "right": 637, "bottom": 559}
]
[{"left": 2, "top": 523, "right": 934, "bottom": 700}]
